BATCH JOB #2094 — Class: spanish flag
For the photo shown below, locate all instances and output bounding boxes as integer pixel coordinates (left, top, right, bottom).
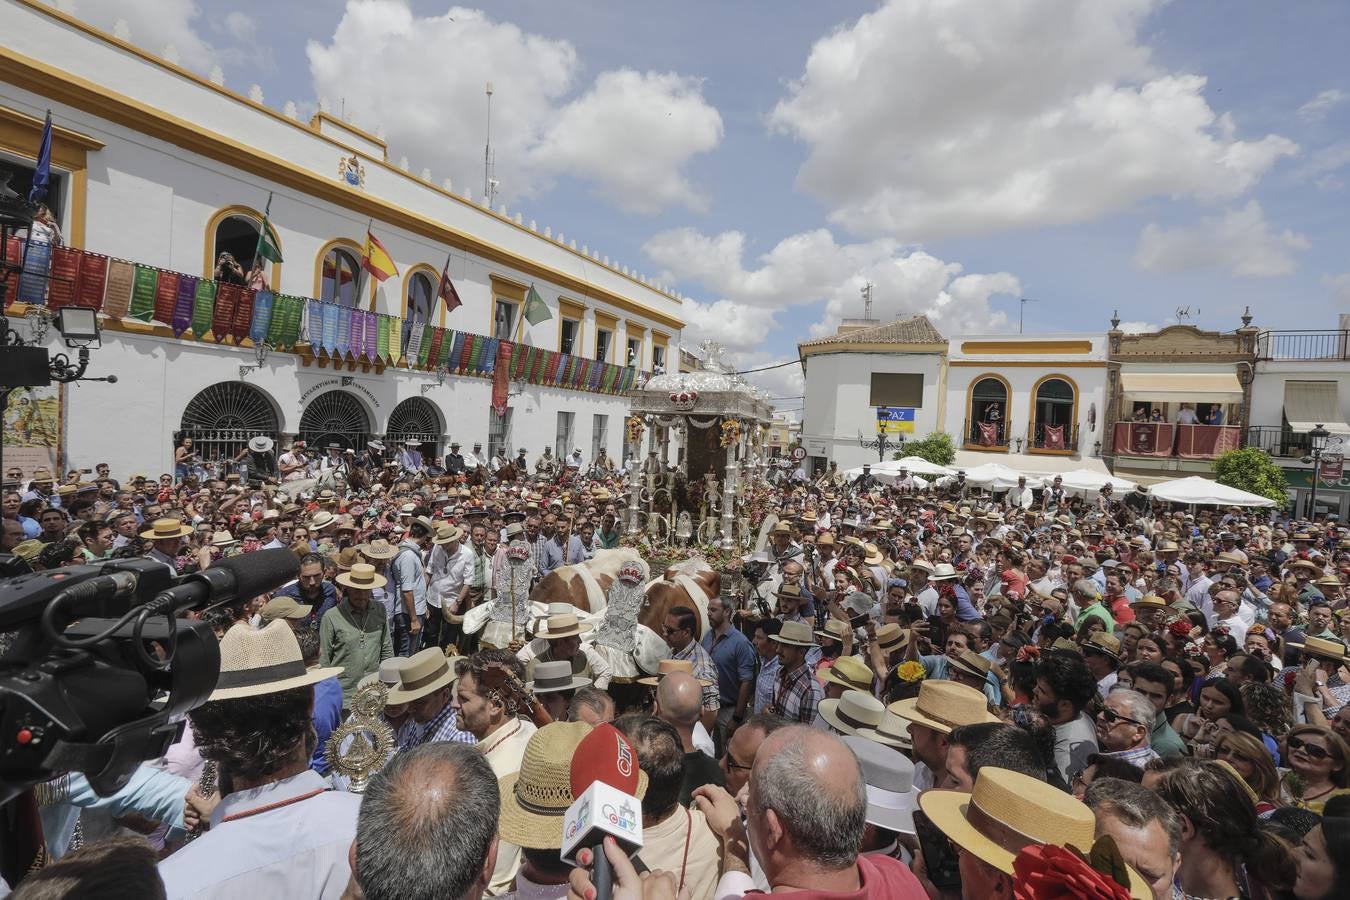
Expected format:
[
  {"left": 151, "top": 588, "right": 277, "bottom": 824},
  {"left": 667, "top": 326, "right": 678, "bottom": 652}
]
[{"left": 361, "top": 230, "right": 399, "bottom": 282}]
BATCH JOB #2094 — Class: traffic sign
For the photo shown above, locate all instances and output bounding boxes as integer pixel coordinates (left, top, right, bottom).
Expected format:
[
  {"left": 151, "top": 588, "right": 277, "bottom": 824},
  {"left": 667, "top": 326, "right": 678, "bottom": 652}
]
[{"left": 790, "top": 446, "right": 807, "bottom": 461}]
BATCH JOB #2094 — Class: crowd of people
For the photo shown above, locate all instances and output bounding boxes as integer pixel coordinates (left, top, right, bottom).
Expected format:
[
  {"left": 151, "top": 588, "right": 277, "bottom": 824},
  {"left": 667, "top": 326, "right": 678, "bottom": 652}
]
[{"left": 4, "top": 448, "right": 1350, "bottom": 900}]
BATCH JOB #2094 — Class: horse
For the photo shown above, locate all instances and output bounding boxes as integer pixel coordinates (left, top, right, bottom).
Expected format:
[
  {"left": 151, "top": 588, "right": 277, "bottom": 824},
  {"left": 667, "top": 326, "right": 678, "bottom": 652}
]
[
  {"left": 494, "top": 462, "right": 520, "bottom": 484},
  {"left": 528, "top": 548, "right": 642, "bottom": 613}
]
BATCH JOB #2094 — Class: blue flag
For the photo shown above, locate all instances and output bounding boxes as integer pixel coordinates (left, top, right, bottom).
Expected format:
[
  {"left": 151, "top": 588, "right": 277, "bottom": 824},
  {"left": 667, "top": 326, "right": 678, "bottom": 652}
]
[
  {"left": 28, "top": 111, "right": 52, "bottom": 205},
  {"left": 250, "top": 291, "right": 273, "bottom": 345}
]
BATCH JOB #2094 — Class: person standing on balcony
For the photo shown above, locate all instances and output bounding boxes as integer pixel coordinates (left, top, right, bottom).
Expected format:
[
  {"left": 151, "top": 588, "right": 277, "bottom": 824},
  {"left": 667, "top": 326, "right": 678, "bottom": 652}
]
[
  {"left": 1176, "top": 403, "right": 1199, "bottom": 425},
  {"left": 1207, "top": 406, "right": 1225, "bottom": 426}
]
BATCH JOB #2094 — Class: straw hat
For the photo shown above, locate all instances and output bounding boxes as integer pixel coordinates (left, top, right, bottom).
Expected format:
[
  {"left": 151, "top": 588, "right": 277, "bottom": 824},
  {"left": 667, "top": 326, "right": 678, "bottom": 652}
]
[
  {"left": 842, "top": 734, "right": 917, "bottom": 835},
  {"left": 637, "top": 658, "right": 713, "bottom": 687},
  {"left": 774, "top": 583, "right": 807, "bottom": 601},
  {"left": 210, "top": 531, "right": 238, "bottom": 548},
  {"left": 930, "top": 563, "right": 959, "bottom": 582},
  {"left": 949, "top": 649, "right": 994, "bottom": 682},
  {"left": 386, "top": 647, "right": 460, "bottom": 705},
  {"left": 818, "top": 690, "right": 885, "bottom": 738},
  {"left": 310, "top": 510, "right": 338, "bottom": 531},
  {"left": 820, "top": 656, "right": 875, "bottom": 693},
  {"left": 1129, "top": 594, "right": 1169, "bottom": 612},
  {"left": 360, "top": 538, "right": 399, "bottom": 560},
  {"left": 336, "top": 562, "right": 387, "bottom": 591},
  {"left": 139, "top": 518, "right": 193, "bottom": 540},
  {"left": 889, "top": 680, "right": 997, "bottom": 735},
  {"left": 921, "top": 768, "right": 1111, "bottom": 878},
  {"left": 1215, "top": 551, "right": 1246, "bottom": 566},
  {"left": 333, "top": 546, "right": 362, "bottom": 572},
  {"left": 771, "top": 620, "right": 818, "bottom": 648},
  {"left": 1295, "top": 635, "right": 1348, "bottom": 663},
  {"left": 816, "top": 533, "right": 836, "bottom": 547},
  {"left": 260, "top": 596, "right": 312, "bottom": 623},
  {"left": 864, "top": 543, "right": 884, "bottom": 566},
  {"left": 534, "top": 613, "right": 593, "bottom": 640},
  {"left": 857, "top": 709, "right": 913, "bottom": 750},
  {"left": 498, "top": 722, "right": 647, "bottom": 850},
  {"left": 527, "top": 660, "right": 592, "bottom": 694},
  {"left": 209, "top": 620, "right": 343, "bottom": 701},
  {"left": 357, "top": 658, "right": 406, "bottom": 692},
  {"left": 816, "top": 618, "right": 852, "bottom": 644},
  {"left": 432, "top": 524, "right": 464, "bottom": 545},
  {"left": 1082, "top": 631, "right": 1122, "bottom": 663},
  {"left": 909, "top": 559, "right": 936, "bottom": 576},
  {"left": 1288, "top": 559, "right": 1322, "bottom": 576},
  {"left": 873, "top": 623, "right": 908, "bottom": 655},
  {"left": 11, "top": 540, "right": 48, "bottom": 562}
]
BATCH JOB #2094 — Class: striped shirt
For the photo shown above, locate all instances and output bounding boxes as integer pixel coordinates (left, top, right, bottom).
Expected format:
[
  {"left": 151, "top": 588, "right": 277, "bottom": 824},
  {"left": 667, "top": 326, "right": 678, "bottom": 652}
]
[
  {"left": 772, "top": 661, "right": 822, "bottom": 725},
  {"left": 398, "top": 701, "right": 475, "bottom": 750},
  {"left": 674, "top": 640, "right": 722, "bottom": 711}
]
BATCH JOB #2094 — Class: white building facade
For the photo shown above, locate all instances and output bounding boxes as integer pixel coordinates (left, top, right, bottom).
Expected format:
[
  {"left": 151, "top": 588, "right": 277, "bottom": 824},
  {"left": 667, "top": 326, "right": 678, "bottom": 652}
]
[{"left": 1, "top": 1, "right": 682, "bottom": 476}]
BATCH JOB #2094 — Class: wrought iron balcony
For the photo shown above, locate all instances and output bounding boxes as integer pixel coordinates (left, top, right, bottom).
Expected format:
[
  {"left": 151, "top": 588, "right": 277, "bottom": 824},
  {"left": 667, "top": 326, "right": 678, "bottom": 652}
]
[{"left": 1255, "top": 330, "right": 1350, "bottom": 361}]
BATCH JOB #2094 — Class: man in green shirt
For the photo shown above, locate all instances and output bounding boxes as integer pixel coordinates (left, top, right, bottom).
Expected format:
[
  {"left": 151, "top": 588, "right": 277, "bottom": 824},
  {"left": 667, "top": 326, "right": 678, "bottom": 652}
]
[
  {"left": 320, "top": 563, "right": 394, "bottom": 705},
  {"left": 1073, "top": 578, "right": 1116, "bottom": 633}
]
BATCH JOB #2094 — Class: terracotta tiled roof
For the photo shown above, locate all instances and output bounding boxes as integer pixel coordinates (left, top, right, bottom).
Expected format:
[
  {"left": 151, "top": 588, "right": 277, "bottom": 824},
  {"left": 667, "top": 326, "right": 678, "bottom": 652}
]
[{"left": 798, "top": 315, "right": 946, "bottom": 349}]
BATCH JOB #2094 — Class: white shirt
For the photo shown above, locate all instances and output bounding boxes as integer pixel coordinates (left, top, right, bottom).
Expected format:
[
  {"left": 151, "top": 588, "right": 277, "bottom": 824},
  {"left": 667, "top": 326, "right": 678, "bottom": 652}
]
[
  {"left": 692, "top": 721, "right": 715, "bottom": 757},
  {"left": 158, "top": 770, "right": 360, "bottom": 900},
  {"left": 1006, "top": 486, "right": 1034, "bottom": 509},
  {"left": 430, "top": 542, "right": 475, "bottom": 612},
  {"left": 1176, "top": 408, "right": 1199, "bottom": 424}
]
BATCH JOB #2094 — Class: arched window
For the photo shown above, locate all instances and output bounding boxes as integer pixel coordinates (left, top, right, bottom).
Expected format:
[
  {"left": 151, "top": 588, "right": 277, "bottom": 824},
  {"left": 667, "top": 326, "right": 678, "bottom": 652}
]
[
  {"left": 1032, "top": 376, "right": 1077, "bottom": 451},
  {"left": 299, "top": 390, "right": 371, "bottom": 450},
  {"left": 178, "top": 381, "right": 280, "bottom": 467},
  {"left": 387, "top": 396, "right": 443, "bottom": 458},
  {"left": 320, "top": 246, "right": 362, "bottom": 307},
  {"left": 401, "top": 271, "right": 435, "bottom": 355},
  {"left": 968, "top": 376, "right": 1009, "bottom": 447},
  {"left": 211, "top": 214, "right": 261, "bottom": 285}
]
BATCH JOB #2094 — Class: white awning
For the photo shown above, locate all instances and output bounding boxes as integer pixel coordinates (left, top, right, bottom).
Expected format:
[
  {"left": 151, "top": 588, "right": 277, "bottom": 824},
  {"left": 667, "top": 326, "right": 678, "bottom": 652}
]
[
  {"left": 1120, "top": 372, "right": 1242, "bottom": 404},
  {"left": 1283, "top": 381, "right": 1350, "bottom": 434}
]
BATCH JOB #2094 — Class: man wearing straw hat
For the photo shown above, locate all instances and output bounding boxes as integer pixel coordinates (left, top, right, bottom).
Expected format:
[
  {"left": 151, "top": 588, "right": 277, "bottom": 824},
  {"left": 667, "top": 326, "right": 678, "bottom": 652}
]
[
  {"left": 158, "top": 621, "right": 352, "bottom": 898},
  {"left": 386, "top": 647, "right": 475, "bottom": 750},
  {"left": 320, "top": 563, "right": 395, "bottom": 706},
  {"left": 768, "top": 620, "right": 823, "bottom": 725},
  {"left": 139, "top": 517, "right": 194, "bottom": 572}
]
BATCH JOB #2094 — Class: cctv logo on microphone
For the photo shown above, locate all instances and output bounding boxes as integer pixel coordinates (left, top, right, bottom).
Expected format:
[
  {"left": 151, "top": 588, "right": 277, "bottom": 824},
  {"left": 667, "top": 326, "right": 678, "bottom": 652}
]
[{"left": 602, "top": 800, "right": 638, "bottom": 832}]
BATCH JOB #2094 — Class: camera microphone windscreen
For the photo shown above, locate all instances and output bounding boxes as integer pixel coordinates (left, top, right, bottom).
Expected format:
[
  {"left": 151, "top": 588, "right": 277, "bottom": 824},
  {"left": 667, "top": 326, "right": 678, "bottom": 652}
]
[
  {"left": 154, "top": 548, "right": 300, "bottom": 613},
  {"left": 561, "top": 724, "right": 644, "bottom": 866}
]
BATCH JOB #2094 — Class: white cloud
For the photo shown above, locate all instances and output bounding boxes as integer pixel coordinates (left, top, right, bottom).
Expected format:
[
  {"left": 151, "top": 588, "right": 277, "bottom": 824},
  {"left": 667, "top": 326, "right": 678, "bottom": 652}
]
[
  {"left": 1292, "top": 141, "right": 1350, "bottom": 191},
  {"left": 1299, "top": 88, "right": 1347, "bottom": 122},
  {"left": 219, "top": 11, "right": 257, "bottom": 43},
  {"left": 644, "top": 227, "right": 1018, "bottom": 354},
  {"left": 769, "top": 0, "right": 1297, "bottom": 241},
  {"left": 532, "top": 70, "right": 723, "bottom": 214},
  {"left": 306, "top": 2, "right": 721, "bottom": 214},
  {"left": 1115, "top": 320, "right": 1159, "bottom": 334},
  {"left": 67, "top": 0, "right": 218, "bottom": 71},
  {"left": 1134, "top": 201, "right": 1308, "bottom": 278}
]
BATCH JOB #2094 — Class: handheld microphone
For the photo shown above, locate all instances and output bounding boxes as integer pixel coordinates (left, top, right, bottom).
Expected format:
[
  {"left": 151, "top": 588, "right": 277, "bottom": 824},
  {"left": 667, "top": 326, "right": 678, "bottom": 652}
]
[{"left": 562, "top": 724, "right": 645, "bottom": 898}]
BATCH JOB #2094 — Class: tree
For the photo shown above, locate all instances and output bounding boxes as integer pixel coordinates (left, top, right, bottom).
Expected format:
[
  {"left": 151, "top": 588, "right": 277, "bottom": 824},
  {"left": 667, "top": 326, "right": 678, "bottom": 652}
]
[
  {"left": 1212, "top": 447, "right": 1289, "bottom": 506},
  {"left": 899, "top": 431, "right": 956, "bottom": 466}
]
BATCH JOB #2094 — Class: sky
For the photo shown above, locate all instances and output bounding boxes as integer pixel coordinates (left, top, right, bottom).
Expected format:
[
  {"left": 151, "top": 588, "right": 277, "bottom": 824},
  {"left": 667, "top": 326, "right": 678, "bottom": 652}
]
[{"left": 62, "top": 0, "right": 1350, "bottom": 419}]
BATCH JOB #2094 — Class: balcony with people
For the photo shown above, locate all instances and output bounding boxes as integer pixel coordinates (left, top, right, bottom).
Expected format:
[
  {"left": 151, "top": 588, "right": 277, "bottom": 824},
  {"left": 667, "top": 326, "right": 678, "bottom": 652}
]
[
  {"left": 962, "top": 373, "right": 1082, "bottom": 455},
  {"left": 1112, "top": 400, "right": 1242, "bottom": 460}
]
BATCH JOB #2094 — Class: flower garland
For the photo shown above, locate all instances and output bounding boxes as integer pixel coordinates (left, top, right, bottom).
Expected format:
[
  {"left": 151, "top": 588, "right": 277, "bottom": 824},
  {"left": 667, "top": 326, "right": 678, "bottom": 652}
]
[
  {"left": 720, "top": 418, "right": 742, "bottom": 449},
  {"left": 625, "top": 415, "right": 645, "bottom": 443}
]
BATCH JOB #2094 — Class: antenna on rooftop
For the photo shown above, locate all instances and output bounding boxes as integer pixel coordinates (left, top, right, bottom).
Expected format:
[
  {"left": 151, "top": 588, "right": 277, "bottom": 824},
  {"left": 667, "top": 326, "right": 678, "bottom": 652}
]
[
  {"left": 483, "top": 82, "right": 498, "bottom": 209},
  {"left": 861, "top": 281, "right": 874, "bottom": 320}
]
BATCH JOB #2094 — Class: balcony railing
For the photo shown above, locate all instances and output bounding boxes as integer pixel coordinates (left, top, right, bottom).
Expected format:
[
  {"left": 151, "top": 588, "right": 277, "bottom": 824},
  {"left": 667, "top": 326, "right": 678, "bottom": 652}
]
[
  {"left": 1113, "top": 422, "right": 1242, "bottom": 460},
  {"left": 1256, "top": 330, "right": 1350, "bottom": 361},
  {"left": 964, "top": 418, "right": 1007, "bottom": 450},
  {"left": 1028, "top": 422, "right": 1079, "bottom": 453},
  {"left": 1246, "top": 425, "right": 1319, "bottom": 458}
]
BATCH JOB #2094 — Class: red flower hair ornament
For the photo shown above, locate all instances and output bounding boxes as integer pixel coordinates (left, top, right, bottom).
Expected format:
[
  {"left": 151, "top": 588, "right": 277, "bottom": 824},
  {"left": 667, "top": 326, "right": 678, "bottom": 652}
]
[{"left": 1012, "top": 840, "right": 1132, "bottom": 900}]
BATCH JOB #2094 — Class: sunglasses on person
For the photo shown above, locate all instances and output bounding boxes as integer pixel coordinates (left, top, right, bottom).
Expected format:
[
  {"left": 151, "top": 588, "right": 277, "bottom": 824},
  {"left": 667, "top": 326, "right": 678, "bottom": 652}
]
[
  {"left": 1096, "top": 707, "right": 1148, "bottom": 728},
  {"left": 1288, "top": 735, "right": 1334, "bottom": 761}
]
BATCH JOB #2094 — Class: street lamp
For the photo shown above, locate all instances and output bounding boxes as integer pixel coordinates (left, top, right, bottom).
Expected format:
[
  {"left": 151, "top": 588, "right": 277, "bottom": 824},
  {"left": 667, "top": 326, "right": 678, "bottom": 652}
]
[
  {"left": 1304, "top": 423, "right": 1330, "bottom": 521},
  {"left": 858, "top": 429, "right": 905, "bottom": 462}
]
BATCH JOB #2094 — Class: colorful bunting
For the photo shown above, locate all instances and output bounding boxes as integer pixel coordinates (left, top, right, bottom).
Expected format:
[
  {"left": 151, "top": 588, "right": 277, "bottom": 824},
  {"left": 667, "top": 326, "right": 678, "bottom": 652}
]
[
  {"left": 449, "top": 331, "right": 465, "bottom": 371},
  {"left": 545, "top": 350, "right": 563, "bottom": 383},
  {"left": 153, "top": 270, "right": 180, "bottom": 325},
  {"left": 459, "top": 333, "right": 477, "bottom": 372},
  {"left": 350, "top": 307, "right": 365, "bottom": 360},
  {"left": 480, "top": 337, "right": 498, "bottom": 374},
  {"left": 377, "top": 314, "right": 390, "bottom": 363},
  {"left": 46, "top": 245, "right": 81, "bottom": 309},
  {"left": 16, "top": 240, "right": 52, "bottom": 305},
  {"left": 426, "top": 326, "right": 445, "bottom": 370},
  {"left": 335, "top": 302, "right": 351, "bottom": 358},
  {"left": 171, "top": 275, "right": 197, "bottom": 337},
  {"left": 388, "top": 314, "right": 402, "bottom": 366},
  {"left": 231, "top": 289, "right": 255, "bottom": 344},
  {"left": 467, "top": 333, "right": 484, "bottom": 371},
  {"left": 275, "top": 295, "right": 303, "bottom": 348},
  {"left": 491, "top": 342, "right": 512, "bottom": 416},
  {"left": 405, "top": 318, "right": 424, "bottom": 366},
  {"left": 129, "top": 264, "right": 157, "bottom": 322},
  {"left": 103, "top": 258, "right": 134, "bottom": 319},
  {"left": 364, "top": 311, "right": 379, "bottom": 363},
  {"left": 417, "top": 324, "right": 434, "bottom": 368},
  {"left": 554, "top": 354, "right": 570, "bottom": 387},
  {"left": 212, "top": 283, "right": 239, "bottom": 342},
  {"left": 191, "top": 279, "right": 217, "bottom": 338},
  {"left": 249, "top": 291, "right": 273, "bottom": 345},
  {"left": 76, "top": 251, "right": 108, "bottom": 311}
]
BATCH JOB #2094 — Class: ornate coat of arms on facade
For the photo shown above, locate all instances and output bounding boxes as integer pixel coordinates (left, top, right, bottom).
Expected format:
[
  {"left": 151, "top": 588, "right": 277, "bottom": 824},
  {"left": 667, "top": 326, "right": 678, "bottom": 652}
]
[{"left": 339, "top": 155, "right": 366, "bottom": 188}]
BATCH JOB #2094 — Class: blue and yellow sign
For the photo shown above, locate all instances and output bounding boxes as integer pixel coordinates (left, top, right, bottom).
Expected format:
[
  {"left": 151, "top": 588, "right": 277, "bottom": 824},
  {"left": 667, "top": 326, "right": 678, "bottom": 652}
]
[{"left": 875, "top": 406, "right": 915, "bottom": 434}]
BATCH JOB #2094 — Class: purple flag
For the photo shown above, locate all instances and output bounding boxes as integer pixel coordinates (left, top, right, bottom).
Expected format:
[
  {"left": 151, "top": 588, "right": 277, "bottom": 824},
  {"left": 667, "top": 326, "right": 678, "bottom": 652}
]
[
  {"left": 364, "top": 311, "right": 377, "bottom": 362},
  {"left": 171, "top": 275, "right": 198, "bottom": 337},
  {"left": 350, "top": 307, "right": 365, "bottom": 359}
]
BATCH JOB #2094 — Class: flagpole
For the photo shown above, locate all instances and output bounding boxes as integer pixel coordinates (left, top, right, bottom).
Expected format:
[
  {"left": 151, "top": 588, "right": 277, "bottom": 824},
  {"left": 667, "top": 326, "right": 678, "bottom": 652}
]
[{"left": 357, "top": 217, "right": 373, "bottom": 310}]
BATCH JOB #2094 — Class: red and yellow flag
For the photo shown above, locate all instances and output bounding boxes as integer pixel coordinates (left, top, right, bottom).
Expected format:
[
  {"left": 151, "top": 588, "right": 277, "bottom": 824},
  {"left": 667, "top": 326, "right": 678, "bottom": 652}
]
[{"left": 361, "top": 230, "right": 399, "bottom": 282}]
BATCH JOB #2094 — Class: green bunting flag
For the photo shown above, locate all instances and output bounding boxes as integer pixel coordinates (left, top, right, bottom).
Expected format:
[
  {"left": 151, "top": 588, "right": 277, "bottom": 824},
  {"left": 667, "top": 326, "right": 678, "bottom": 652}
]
[
  {"left": 377, "top": 314, "right": 390, "bottom": 362},
  {"left": 190, "top": 280, "right": 217, "bottom": 338},
  {"left": 129, "top": 264, "right": 157, "bottom": 321},
  {"left": 437, "top": 330, "right": 453, "bottom": 368},
  {"left": 418, "top": 324, "right": 434, "bottom": 367}
]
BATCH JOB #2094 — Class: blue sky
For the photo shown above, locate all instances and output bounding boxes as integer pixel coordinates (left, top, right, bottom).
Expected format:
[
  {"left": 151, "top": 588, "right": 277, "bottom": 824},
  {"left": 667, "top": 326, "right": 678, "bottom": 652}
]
[{"left": 77, "top": 1, "right": 1350, "bottom": 416}]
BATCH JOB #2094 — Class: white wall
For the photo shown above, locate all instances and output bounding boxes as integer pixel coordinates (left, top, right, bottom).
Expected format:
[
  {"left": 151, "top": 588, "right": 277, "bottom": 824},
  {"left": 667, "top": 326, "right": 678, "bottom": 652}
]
[
  {"left": 942, "top": 367, "right": 1108, "bottom": 452},
  {"left": 1249, "top": 362, "right": 1350, "bottom": 432},
  {"left": 49, "top": 325, "right": 632, "bottom": 477},
  {"left": 801, "top": 351, "right": 943, "bottom": 470}
]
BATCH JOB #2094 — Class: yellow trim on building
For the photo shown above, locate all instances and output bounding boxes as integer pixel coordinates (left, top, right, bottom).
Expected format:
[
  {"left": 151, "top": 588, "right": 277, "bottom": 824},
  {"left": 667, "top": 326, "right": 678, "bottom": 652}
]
[
  {"left": 202, "top": 205, "right": 284, "bottom": 291},
  {"left": 558, "top": 297, "right": 586, "bottom": 354},
  {"left": 948, "top": 360, "right": 1105, "bottom": 368},
  {"left": 309, "top": 111, "right": 387, "bottom": 156},
  {"left": 959, "top": 340, "right": 1094, "bottom": 355},
  {"left": 0, "top": 104, "right": 99, "bottom": 248},
  {"left": 594, "top": 311, "right": 618, "bottom": 362},
  {"left": 964, "top": 373, "right": 1012, "bottom": 449},
  {"left": 799, "top": 342, "right": 947, "bottom": 359},
  {"left": 313, "top": 238, "right": 369, "bottom": 309},
  {"left": 3, "top": 4, "right": 684, "bottom": 324},
  {"left": 401, "top": 263, "right": 441, "bottom": 329},
  {"left": 1027, "top": 373, "right": 1080, "bottom": 456}
]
